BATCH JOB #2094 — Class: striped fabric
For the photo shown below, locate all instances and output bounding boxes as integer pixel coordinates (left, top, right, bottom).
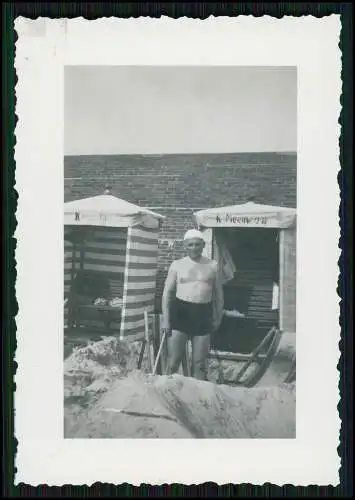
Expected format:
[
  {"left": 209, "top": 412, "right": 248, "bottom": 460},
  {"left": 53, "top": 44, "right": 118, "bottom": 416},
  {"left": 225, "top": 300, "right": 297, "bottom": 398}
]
[
  {"left": 64, "top": 239, "right": 75, "bottom": 321},
  {"left": 64, "top": 224, "right": 160, "bottom": 339},
  {"left": 80, "top": 227, "right": 127, "bottom": 274},
  {"left": 64, "top": 227, "right": 127, "bottom": 327},
  {"left": 120, "top": 225, "right": 159, "bottom": 339},
  {"left": 64, "top": 240, "right": 76, "bottom": 297}
]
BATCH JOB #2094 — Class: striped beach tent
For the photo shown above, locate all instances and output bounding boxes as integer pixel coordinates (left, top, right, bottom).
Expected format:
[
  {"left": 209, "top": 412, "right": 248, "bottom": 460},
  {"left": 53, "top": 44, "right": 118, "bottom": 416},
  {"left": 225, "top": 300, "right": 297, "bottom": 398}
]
[{"left": 64, "top": 189, "right": 164, "bottom": 340}]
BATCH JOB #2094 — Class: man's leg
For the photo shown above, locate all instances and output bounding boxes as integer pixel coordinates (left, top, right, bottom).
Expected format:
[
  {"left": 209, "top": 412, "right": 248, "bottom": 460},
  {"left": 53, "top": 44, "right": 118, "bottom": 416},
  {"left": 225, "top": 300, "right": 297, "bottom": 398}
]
[
  {"left": 191, "top": 334, "right": 211, "bottom": 381},
  {"left": 167, "top": 330, "right": 188, "bottom": 375}
]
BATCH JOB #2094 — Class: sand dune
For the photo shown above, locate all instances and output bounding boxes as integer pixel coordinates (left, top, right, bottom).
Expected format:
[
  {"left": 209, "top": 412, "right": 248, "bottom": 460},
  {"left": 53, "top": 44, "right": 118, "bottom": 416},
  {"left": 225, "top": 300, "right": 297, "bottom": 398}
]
[{"left": 64, "top": 337, "right": 295, "bottom": 439}]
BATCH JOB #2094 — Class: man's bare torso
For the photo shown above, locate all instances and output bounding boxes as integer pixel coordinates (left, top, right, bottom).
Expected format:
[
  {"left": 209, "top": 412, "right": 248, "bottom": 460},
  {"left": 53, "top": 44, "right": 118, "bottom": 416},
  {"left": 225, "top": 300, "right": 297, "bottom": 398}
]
[{"left": 173, "top": 256, "right": 218, "bottom": 304}]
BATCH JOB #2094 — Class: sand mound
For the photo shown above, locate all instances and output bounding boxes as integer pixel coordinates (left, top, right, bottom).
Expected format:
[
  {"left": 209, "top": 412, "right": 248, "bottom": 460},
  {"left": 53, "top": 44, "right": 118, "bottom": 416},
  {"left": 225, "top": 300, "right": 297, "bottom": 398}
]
[
  {"left": 64, "top": 336, "right": 150, "bottom": 405},
  {"left": 64, "top": 336, "right": 256, "bottom": 405},
  {"left": 65, "top": 370, "right": 295, "bottom": 439},
  {"left": 64, "top": 337, "right": 295, "bottom": 439}
]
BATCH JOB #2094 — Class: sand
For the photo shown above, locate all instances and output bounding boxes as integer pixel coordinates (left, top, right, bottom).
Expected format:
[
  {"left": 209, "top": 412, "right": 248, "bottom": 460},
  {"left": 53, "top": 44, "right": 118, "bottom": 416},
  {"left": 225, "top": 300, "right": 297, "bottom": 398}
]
[{"left": 64, "top": 337, "right": 296, "bottom": 439}]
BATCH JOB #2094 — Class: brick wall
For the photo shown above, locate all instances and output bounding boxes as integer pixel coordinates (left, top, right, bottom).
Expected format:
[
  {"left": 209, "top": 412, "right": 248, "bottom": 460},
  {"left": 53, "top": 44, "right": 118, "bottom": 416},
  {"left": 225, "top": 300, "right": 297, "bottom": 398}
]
[{"left": 64, "top": 153, "right": 297, "bottom": 309}]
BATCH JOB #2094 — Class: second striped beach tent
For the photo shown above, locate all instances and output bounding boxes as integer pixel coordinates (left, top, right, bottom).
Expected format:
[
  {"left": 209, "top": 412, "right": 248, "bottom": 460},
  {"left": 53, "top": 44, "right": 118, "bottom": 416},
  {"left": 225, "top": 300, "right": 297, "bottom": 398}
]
[{"left": 64, "top": 189, "right": 164, "bottom": 340}]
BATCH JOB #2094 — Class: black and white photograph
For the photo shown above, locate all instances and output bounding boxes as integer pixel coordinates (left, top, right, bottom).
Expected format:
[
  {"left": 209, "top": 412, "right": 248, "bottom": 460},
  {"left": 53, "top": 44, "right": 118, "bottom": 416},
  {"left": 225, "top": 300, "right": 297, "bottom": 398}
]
[
  {"left": 14, "top": 16, "right": 341, "bottom": 485},
  {"left": 63, "top": 65, "right": 297, "bottom": 439}
]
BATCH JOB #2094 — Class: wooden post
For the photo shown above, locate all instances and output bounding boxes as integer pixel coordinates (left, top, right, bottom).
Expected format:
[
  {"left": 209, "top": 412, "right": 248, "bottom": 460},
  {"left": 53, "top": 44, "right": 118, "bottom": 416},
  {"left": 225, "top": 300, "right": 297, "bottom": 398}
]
[
  {"left": 150, "top": 316, "right": 156, "bottom": 370},
  {"left": 158, "top": 314, "right": 168, "bottom": 375},
  {"left": 151, "top": 314, "right": 157, "bottom": 372},
  {"left": 152, "top": 330, "right": 167, "bottom": 376},
  {"left": 209, "top": 350, "right": 267, "bottom": 362},
  {"left": 152, "top": 314, "right": 161, "bottom": 375},
  {"left": 144, "top": 310, "right": 153, "bottom": 371},
  {"left": 137, "top": 339, "right": 146, "bottom": 370}
]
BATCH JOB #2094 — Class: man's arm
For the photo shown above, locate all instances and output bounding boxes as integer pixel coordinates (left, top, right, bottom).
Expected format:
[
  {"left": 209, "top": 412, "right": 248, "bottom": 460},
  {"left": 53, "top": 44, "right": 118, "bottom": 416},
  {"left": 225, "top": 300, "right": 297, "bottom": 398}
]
[
  {"left": 161, "top": 262, "right": 177, "bottom": 331},
  {"left": 212, "top": 263, "right": 224, "bottom": 331}
]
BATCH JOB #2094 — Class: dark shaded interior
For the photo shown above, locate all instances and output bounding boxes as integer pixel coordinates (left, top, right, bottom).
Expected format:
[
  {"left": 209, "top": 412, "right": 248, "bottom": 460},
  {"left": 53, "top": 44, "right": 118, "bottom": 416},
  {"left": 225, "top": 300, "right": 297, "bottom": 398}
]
[
  {"left": 64, "top": 225, "right": 126, "bottom": 329},
  {"left": 211, "top": 227, "right": 279, "bottom": 354}
]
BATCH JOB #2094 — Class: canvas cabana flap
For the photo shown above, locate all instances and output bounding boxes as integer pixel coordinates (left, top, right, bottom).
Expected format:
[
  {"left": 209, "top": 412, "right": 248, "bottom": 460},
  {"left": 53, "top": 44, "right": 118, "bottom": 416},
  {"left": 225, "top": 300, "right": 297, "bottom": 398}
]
[
  {"left": 194, "top": 201, "right": 296, "bottom": 229},
  {"left": 64, "top": 193, "right": 164, "bottom": 229}
]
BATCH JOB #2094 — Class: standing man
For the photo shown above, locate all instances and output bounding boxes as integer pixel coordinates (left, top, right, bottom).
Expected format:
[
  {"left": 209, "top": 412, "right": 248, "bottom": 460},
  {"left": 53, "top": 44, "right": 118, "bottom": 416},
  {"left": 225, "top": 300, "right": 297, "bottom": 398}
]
[{"left": 162, "top": 229, "right": 224, "bottom": 380}]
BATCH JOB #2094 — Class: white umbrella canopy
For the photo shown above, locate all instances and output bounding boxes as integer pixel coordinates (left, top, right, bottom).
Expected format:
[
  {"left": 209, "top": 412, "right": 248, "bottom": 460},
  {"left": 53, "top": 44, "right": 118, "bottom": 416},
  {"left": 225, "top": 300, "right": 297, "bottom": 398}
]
[
  {"left": 194, "top": 201, "right": 296, "bottom": 229},
  {"left": 64, "top": 189, "right": 164, "bottom": 228}
]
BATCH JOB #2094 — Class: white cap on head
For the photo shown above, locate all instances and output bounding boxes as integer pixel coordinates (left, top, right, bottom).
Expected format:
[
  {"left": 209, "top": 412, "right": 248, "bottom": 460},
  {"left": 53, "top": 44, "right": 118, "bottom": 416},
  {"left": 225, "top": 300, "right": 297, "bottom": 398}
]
[{"left": 183, "top": 229, "right": 205, "bottom": 241}]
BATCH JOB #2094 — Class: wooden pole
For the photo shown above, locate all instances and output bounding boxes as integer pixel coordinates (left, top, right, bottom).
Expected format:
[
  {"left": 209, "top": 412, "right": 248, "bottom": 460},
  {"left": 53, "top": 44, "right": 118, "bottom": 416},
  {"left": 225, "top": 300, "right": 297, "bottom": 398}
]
[
  {"left": 144, "top": 311, "right": 153, "bottom": 371},
  {"left": 153, "top": 314, "right": 166, "bottom": 375},
  {"left": 159, "top": 314, "right": 168, "bottom": 374},
  {"left": 152, "top": 330, "right": 167, "bottom": 376},
  {"left": 209, "top": 350, "right": 267, "bottom": 362},
  {"left": 144, "top": 311, "right": 156, "bottom": 372},
  {"left": 234, "top": 326, "right": 276, "bottom": 384},
  {"left": 150, "top": 316, "right": 156, "bottom": 369},
  {"left": 152, "top": 314, "right": 160, "bottom": 373},
  {"left": 137, "top": 339, "right": 146, "bottom": 369}
]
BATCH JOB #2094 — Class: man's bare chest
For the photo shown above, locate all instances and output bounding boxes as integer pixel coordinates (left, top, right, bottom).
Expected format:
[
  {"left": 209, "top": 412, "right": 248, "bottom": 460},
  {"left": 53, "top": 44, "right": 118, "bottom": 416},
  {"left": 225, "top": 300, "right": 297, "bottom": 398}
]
[{"left": 178, "top": 265, "right": 215, "bottom": 285}]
